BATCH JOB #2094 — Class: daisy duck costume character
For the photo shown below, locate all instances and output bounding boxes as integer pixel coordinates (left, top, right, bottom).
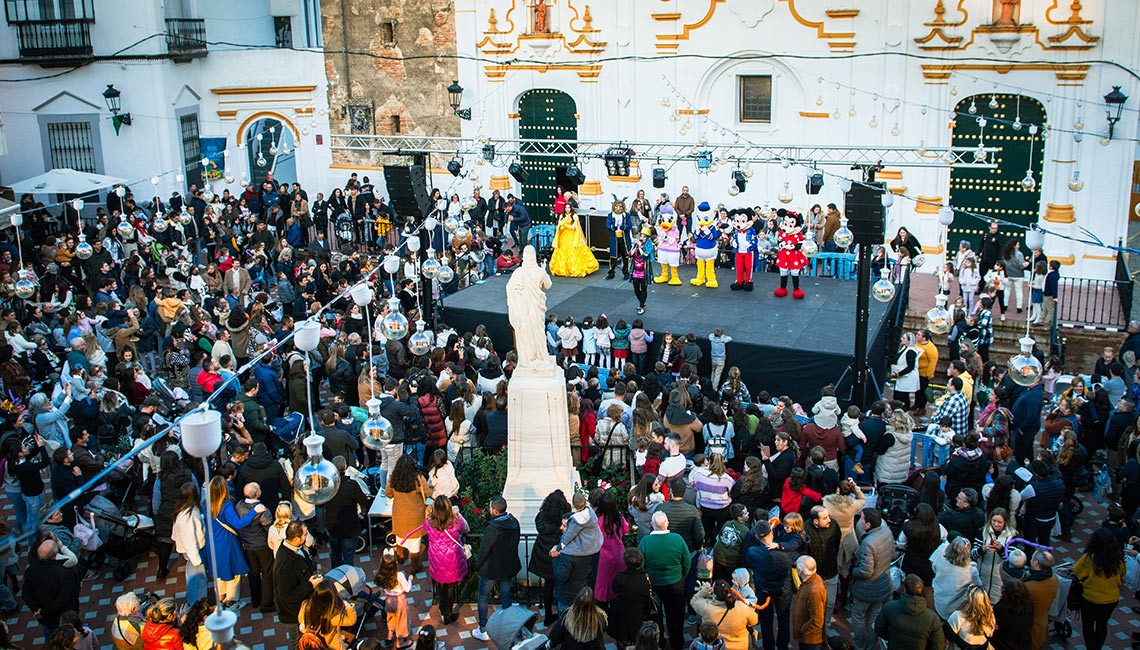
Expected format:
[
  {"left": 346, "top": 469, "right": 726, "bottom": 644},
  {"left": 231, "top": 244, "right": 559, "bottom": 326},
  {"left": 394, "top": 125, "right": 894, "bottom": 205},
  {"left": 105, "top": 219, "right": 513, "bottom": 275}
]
[
  {"left": 774, "top": 208, "right": 808, "bottom": 299},
  {"left": 690, "top": 202, "right": 719, "bottom": 288},
  {"left": 729, "top": 209, "right": 759, "bottom": 291},
  {"left": 654, "top": 204, "right": 683, "bottom": 285}
]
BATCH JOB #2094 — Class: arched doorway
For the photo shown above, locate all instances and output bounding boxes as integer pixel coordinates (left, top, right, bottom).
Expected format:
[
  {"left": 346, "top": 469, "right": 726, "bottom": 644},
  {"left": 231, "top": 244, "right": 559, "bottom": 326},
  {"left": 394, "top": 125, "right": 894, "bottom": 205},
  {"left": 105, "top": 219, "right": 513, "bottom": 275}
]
[
  {"left": 518, "top": 89, "right": 578, "bottom": 224},
  {"left": 947, "top": 94, "right": 1046, "bottom": 253},
  {"left": 242, "top": 116, "right": 297, "bottom": 188}
]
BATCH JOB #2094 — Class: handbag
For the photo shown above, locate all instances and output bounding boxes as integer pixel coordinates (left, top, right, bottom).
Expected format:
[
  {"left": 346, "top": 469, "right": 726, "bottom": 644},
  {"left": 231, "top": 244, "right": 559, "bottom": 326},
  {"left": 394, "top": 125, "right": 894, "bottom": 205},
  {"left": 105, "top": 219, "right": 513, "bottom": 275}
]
[
  {"left": 1067, "top": 577, "right": 1084, "bottom": 612},
  {"left": 74, "top": 513, "right": 103, "bottom": 551},
  {"left": 383, "top": 591, "right": 400, "bottom": 614},
  {"left": 444, "top": 528, "right": 472, "bottom": 559}
]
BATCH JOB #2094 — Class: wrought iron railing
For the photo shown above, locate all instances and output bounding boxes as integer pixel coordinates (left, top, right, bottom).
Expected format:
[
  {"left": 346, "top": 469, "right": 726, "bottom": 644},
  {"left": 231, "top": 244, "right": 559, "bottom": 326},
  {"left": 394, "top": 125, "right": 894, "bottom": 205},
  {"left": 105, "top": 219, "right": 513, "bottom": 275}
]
[
  {"left": 165, "top": 18, "right": 207, "bottom": 57},
  {"left": 1116, "top": 251, "right": 1134, "bottom": 325},
  {"left": 16, "top": 19, "right": 93, "bottom": 60},
  {"left": 1055, "top": 275, "right": 1130, "bottom": 328}
]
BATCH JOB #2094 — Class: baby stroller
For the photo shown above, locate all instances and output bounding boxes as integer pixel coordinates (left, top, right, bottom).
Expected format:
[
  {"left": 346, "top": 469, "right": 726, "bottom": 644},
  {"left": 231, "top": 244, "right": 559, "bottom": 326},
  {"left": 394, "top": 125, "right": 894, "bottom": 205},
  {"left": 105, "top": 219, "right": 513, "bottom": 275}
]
[
  {"left": 877, "top": 484, "right": 920, "bottom": 535},
  {"left": 486, "top": 605, "right": 549, "bottom": 650},
  {"left": 84, "top": 495, "right": 156, "bottom": 581},
  {"left": 270, "top": 411, "right": 305, "bottom": 452},
  {"left": 151, "top": 377, "right": 192, "bottom": 414},
  {"left": 325, "top": 564, "right": 387, "bottom": 640},
  {"left": 1050, "top": 561, "right": 1076, "bottom": 639}
]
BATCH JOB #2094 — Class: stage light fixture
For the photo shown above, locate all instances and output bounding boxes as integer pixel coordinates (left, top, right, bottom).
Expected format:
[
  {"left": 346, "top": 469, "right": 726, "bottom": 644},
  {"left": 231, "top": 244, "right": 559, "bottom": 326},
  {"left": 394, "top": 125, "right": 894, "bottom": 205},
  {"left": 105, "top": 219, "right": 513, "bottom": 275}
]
[
  {"left": 806, "top": 172, "right": 824, "bottom": 195},
  {"left": 447, "top": 159, "right": 463, "bottom": 177},
  {"left": 696, "top": 151, "right": 713, "bottom": 171},
  {"left": 566, "top": 164, "right": 586, "bottom": 185},
  {"left": 652, "top": 167, "right": 666, "bottom": 189},
  {"left": 508, "top": 162, "right": 528, "bottom": 183},
  {"left": 482, "top": 144, "right": 496, "bottom": 162},
  {"left": 732, "top": 170, "right": 747, "bottom": 193},
  {"left": 604, "top": 146, "right": 635, "bottom": 177}
]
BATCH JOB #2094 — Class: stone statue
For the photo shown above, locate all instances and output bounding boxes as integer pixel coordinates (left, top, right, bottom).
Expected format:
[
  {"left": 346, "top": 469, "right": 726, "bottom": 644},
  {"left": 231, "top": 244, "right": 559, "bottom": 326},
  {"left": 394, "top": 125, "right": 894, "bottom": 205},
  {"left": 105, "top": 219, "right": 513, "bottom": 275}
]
[
  {"left": 506, "top": 245, "right": 551, "bottom": 366},
  {"left": 994, "top": 0, "right": 1020, "bottom": 26},
  {"left": 533, "top": 0, "right": 549, "bottom": 33}
]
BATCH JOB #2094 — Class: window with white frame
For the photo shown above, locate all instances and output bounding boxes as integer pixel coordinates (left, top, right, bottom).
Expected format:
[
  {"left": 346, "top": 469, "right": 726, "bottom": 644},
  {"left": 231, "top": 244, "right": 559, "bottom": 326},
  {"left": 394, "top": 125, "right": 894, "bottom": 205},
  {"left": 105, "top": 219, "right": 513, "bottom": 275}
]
[
  {"left": 46, "top": 121, "right": 96, "bottom": 172},
  {"left": 738, "top": 75, "right": 773, "bottom": 124}
]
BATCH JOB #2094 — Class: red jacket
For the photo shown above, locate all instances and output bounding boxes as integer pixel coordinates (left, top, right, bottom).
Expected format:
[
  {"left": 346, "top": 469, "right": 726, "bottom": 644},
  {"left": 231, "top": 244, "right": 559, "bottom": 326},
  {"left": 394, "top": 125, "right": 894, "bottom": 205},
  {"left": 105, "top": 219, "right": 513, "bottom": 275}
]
[
  {"left": 780, "top": 478, "right": 821, "bottom": 516},
  {"left": 800, "top": 423, "right": 846, "bottom": 463},
  {"left": 417, "top": 393, "right": 447, "bottom": 449},
  {"left": 142, "top": 622, "right": 181, "bottom": 650}
]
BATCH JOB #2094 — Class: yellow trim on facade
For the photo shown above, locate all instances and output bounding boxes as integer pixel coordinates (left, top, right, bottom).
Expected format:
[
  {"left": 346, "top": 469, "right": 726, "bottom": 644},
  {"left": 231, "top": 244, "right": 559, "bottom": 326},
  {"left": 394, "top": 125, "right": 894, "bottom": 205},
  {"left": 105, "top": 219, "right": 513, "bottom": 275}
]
[
  {"left": 876, "top": 170, "right": 904, "bottom": 180},
  {"left": 237, "top": 111, "right": 299, "bottom": 140},
  {"left": 922, "top": 244, "right": 944, "bottom": 255},
  {"left": 798, "top": 111, "right": 831, "bottom": 119},
  {"left": 914, "top": 196, "right": 943, "bottom": 214},
  {"left": 329, "top": 163, "right": 384, "bottom": 171},
  {"left": 1044, "top": 204, "right": 1076, "bottom": 223},
  {"left": 211, "top": 86, "right": 316, "bottom": 95}
]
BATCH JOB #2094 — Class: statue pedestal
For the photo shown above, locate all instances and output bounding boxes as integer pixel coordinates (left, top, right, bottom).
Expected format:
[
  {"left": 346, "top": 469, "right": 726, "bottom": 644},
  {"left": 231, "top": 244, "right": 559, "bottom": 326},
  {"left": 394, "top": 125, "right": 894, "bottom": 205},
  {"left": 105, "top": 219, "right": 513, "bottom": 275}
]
[{"left": 502, "top": 358, "right": 580, "bottom": 535}]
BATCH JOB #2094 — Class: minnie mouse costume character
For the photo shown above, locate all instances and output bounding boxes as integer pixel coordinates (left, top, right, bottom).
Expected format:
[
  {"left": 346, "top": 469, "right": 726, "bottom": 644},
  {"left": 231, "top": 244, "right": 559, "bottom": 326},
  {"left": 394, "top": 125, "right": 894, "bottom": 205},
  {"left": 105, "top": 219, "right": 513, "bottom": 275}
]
[
  {"left": 774, "top": 208, "right": 807, "bottom": 299},
  {"left": 729, "top": 209, "right": 759, "bottom": 291}
]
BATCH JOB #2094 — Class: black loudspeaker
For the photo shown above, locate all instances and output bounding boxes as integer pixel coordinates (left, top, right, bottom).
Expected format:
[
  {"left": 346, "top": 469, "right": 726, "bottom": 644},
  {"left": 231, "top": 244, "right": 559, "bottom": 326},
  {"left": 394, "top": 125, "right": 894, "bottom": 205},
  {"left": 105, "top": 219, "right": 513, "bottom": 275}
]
[
  {"left": 509, "top": 162, "right": 528, "bottom": 184},
  {"left": 806, "top": 172, "right": 824, "bottom": 195},
  {"left": 566, "top": 165, "right": 586, "bottom": 186},
  {"left": 383, "top": 165, "right": 431, "bottom": 218},
  {"left": 844, "top": 181, "right": 886, "bottom": 244},
  {"left": 652, "top": 167, "right": 666, "bottom": 188}
]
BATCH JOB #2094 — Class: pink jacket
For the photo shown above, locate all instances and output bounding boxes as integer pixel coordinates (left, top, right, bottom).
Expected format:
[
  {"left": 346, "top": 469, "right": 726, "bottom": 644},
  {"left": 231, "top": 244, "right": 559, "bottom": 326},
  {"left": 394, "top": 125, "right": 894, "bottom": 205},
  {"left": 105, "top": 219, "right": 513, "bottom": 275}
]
[
  {"left": 424, "top": 517, "right": 470, "bottom": 584},
  {"left": 629, "top": 328, "right": 649, "bottom": 354}
]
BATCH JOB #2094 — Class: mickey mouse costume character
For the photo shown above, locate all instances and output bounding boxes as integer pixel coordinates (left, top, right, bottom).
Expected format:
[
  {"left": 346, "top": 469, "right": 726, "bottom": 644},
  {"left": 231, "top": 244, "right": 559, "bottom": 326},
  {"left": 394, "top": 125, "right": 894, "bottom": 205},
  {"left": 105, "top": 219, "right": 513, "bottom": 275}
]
[
  {"left": 690, "top": 202, "right": 719, "bottom": 288},
  {"left": 774, "top": 208, "right": 807, "bottom": 299},
  {"left": 729, "top": 209, "right": 759, "bottom": 291}
]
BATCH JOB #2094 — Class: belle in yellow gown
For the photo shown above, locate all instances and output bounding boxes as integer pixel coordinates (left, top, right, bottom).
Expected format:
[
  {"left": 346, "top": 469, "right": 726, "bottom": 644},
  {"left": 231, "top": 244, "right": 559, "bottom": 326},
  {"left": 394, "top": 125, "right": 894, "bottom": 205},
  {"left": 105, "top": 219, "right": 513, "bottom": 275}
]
[{"left": 549, "top": 211, "right": 599, "bottom": 277}]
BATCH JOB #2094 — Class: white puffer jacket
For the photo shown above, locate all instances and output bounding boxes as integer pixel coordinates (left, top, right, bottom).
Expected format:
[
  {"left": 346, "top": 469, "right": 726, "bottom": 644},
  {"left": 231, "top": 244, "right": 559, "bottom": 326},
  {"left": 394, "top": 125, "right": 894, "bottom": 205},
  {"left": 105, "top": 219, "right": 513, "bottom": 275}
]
[{"left": 876, "top": 422, "right": 914, "bottom": 485}]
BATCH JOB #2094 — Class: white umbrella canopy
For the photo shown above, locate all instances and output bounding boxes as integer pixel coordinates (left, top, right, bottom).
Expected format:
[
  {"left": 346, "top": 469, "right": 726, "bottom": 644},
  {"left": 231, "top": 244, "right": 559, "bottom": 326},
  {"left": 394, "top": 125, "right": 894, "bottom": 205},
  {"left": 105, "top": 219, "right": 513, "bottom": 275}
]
[
  {"left": 0, "top": 197, "right": 14, "bottom": 230},
  {"left": 9, "top": 168, "right": 127, "bottom": 195}
]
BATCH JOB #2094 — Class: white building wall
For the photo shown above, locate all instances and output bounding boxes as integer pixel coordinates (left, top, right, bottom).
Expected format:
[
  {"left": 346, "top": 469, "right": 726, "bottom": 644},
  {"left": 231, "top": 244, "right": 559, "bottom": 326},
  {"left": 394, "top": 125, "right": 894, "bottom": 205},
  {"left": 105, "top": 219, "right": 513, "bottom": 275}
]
[
  {"left": 452, "top": 0, "right": 1140, "bottom": 279},
  {"left": 0, "top": 0, "right": 333, "bottom": 208}
]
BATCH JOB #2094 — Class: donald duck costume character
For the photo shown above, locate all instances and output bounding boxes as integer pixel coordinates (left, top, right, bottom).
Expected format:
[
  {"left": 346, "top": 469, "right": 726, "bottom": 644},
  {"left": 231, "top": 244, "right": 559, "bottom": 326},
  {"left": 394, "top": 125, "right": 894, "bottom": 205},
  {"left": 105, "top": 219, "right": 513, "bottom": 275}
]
[
  {"left": 729, "top": 209, "right": 759, "bottom": 291},
  {"left": 654, "top": 204, "right": 683, "bottom": 285},
  {"left": 690, "top": 201, "right": 719, "bottom": 288}
]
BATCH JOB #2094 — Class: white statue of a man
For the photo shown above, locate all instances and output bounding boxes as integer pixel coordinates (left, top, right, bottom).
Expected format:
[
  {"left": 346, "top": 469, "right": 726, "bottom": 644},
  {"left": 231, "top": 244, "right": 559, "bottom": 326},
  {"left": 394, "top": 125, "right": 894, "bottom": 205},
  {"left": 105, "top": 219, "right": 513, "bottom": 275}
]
[{"left": 506, "top": 245, "right": 552, "bottom": 367}]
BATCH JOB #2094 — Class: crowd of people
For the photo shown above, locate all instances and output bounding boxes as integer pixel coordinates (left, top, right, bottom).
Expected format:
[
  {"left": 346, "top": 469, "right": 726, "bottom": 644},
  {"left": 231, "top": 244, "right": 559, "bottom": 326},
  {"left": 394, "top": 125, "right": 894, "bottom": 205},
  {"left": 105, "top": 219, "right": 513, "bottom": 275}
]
[{"left": 0, "top": 175, "right": 1136, "bottom": 650}]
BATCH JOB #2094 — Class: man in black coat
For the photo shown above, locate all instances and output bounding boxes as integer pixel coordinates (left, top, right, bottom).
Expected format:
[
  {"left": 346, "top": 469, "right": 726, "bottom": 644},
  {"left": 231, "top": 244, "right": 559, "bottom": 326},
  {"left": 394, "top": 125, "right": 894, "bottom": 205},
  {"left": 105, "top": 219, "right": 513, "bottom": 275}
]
[
  {"left": 938, "top": 487, "right": 986, "bottom": 542},
  {"left": 24, "top": 534, "right": 82, "bottom": 633},
  {"left": 979, "top": 221, "right": 1005, "bottom": 276},
  {"left": 318, "top": 409, "right": 360, "bottom": 467},
  {"left": 322, "top": 457, "right": 370, "bottom": 568},
  {"left": 234, "top": 482, "right": 276, "bottom": 612},
  {"left": 856, "top": 401, "right": 888, "bottom": 482},
  {"left": 472, "top": 496, "right": 521, "bottom": 641},
  {"left": 235, "top": 442, "right": 293, "bottom": 512},
  {"left": 274, "top": 521, "right": 319, "bottom": 650}
]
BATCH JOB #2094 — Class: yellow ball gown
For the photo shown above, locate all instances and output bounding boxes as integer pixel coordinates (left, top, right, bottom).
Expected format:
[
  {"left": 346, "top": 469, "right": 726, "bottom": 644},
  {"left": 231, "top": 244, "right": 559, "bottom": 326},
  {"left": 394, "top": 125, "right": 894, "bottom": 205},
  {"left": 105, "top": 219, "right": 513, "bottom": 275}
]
[{"left": 549, "top": 214, "right": 599, "bottom": 277}]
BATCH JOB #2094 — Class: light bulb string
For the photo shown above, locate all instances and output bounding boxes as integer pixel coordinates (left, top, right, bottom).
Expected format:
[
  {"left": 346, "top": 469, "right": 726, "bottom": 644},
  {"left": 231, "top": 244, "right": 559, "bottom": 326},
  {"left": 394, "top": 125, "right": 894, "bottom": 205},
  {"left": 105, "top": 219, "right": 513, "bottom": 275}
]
[
  {"left": 661, "top": 75, "right": 1140, "bottom": 258},
  {"left": 946, "top": 69, "right": 1139, "bottom": 118},
  {"left": 0, "top": 213, "right": 443, "bottom": 550}
]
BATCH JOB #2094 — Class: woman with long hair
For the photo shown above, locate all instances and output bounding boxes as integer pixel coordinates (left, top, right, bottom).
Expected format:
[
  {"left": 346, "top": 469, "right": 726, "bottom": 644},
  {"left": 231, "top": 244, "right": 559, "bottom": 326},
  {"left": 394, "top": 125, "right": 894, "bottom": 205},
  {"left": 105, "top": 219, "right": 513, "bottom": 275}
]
[
  {"left": 691, "top": 453, "right": 735, "bottom": 544},
  {"left": 945, "top": 585, "right": 995, "bottom": 650},
  {"left": 298, "top": 579, "right": 356, "bottom": 650},
  {"left": 608, "top": 548, "right": 655, "bottom": 647},
  {"left": 989, "top": 579, "right": 1035, "bottom": 650},
  {"left": 178, "top": 598, "right": 214, "bottom": 650},
  {"left": 1073, "top": 527, "right": 1127, "bottom": 650},
  {"left": 719, "top": 366, "right": 751, "bottom": 404},
  {"left": 1056, "top": 427, "right": 1088, "bottom": 538},
  {"left": 423, "top": 494, "right": 469, "bottom": 624},
  {"left": 764, "top": 431, "right": 799, "bottom": 507},
  {"left": 548, "top": 587, "right": 608, "bottom": 649},
  {"left": 627, "top": 473, "right": 663, "bottom": 542},
  {"left": 208, "top": 474, "right": 265, "bottom": 606},
  {"left": 981, "top": 474, "right": 1021, "bottom": 530},
  {"left": 593, "top": 490, "right": 630, "bottom": 605},
  {"left": 730, "top": 456, "right": 767, "bottom": 514},
  {"left": 931, "top": 537, "right": 982, "bottom": 620},
  {"left": 530, "top": 489, "right": 571, "bottom": 625},
  {"left": 977, "top": 508, "right": 1016, "bottom": 604},
  {"left": 385, "top": 454, "right": 429, "bottom": 568},
  {"left": 170, "top": 482, "right": 208, "bottom": 605},
  {"left": 897, "top": 502, "right": 944, "bottom": 608},
  {"left": 427, "top": 448, "right": 459, "bottom": 499}
]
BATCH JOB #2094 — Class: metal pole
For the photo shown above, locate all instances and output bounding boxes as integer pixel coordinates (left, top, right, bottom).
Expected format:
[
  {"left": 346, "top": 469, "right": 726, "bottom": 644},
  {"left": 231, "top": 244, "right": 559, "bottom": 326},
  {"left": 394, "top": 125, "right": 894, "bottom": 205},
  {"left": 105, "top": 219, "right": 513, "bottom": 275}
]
[{"left": 852, "top": 240, "right": 872, "bottom": 408}]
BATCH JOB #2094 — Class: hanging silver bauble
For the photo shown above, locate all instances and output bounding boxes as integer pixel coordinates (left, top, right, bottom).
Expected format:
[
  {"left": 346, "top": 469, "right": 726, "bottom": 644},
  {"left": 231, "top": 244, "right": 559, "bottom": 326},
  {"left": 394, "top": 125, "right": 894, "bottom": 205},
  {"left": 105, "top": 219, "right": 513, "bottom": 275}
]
[
  {"left": 153, "top": 218, "right": 169, "bottom": 233},
  {"left": 801, "top": 239, "right": 818, "bottom": 259},
  {"left": 294, "top": 437, "right": 340, "bottom": 505},
  {"left": 381, "top": 311, "right": 409, "bottom": 340},
  {"left": 833, "top": 219, "right": 854, "bottom": 248},
  {"left": 872, "top": 270, "right": 895, "bottom": 302},
  {"left": 421, "top": 258, "right": 441, "bottom": 279},
  {"left": 1008, "top": 337, "right": 1043, "bottom": 387},
  {"left": 75, "top": 241, "right": 93, "bottom": 259},
  {"left": 408, "top": 331, "right": 432, "bottom": 356},
  {"left": 437, "top": 265, "right": 455, "bottom": 284},
  {"left": 116, "top": 218, "right": 134, "bottom": 239}
]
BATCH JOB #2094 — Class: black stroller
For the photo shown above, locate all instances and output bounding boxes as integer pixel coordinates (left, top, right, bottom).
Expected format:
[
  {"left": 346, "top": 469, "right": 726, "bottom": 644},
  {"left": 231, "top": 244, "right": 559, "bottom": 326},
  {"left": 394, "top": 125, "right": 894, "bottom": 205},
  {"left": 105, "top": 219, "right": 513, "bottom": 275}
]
[
  {"left": 83, "top": 495, "right": 157, "bottom": 581},
  {"left": 878, "top": 484, "right": 920, "bottom": 535}
]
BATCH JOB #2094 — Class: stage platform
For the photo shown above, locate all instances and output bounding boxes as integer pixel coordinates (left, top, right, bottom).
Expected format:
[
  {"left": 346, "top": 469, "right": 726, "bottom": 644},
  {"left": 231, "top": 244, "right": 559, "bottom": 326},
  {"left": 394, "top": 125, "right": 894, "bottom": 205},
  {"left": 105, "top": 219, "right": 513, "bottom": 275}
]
[{"left": 441, "top": 266, "right": 900, "bottom": 405}]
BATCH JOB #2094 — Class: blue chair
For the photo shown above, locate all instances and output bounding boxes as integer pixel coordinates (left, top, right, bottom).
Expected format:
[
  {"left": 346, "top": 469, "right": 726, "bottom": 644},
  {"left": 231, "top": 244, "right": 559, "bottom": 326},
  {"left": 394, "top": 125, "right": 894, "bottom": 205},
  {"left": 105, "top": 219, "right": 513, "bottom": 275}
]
[
  {"left": 910, "top": 432, "right": 950, "bottom": 470},
  {"left": 810, "top": 252, "right": 857, "bottom": 280},
  {"left": 531, "top": 225, "right": 556, "bottom": 250}
]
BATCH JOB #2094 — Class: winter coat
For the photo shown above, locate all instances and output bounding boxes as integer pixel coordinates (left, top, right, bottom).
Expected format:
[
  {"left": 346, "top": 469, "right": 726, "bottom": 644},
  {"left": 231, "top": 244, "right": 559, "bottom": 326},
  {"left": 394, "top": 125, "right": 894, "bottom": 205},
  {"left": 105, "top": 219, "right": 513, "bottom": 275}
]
[
  {"left": 141, "top": 622, "right": 182, "bottom": 650},
  {"left": 851, "top": 524, "right": 894, "bottom": 604},
  {"left": 931, "top": 541, "right": 982, "bottom": 619},
  {"left": 235, "top": 450, "right": 292, "bottom": 512},
  {"left": 942, "top": 451, "right": 991, "bottom": 503},
  {"left": 153, "top": 466, "right": 195, "bottom": 539},
  {"left": 478, "top": 513, "right": 522, "bottom": 580},
  {"left": 607, "top": 568, "right": 654, "bottom": 645},
  {"left": 876, "top": 428, "right": 915, "bottom": 485},
  {"left": 386, "top": 475, "right": 428, "bottom": 543},
  {"left": 792, "top": 573, "right": 827, "bottom": 645},
  {"left": 891, "top": 345, "right": 923, "bottom": 393},
  {"left": 873, "top": 591, "right": 945, "bottom": 650},
  {"left": 418, "top": 393, "right": 447, "bottom": 449},
  {"left": 801, "top": 422, "right": 845, "bottom": 464},
  {"left": 424, "top": 515, "right": 470, "bottom": 584},
  {"left": 210, "top": 501, "right": 261, "bottom": 581},
  {"left": 528, "top": 513, "right": 564, "bottom": 580}
]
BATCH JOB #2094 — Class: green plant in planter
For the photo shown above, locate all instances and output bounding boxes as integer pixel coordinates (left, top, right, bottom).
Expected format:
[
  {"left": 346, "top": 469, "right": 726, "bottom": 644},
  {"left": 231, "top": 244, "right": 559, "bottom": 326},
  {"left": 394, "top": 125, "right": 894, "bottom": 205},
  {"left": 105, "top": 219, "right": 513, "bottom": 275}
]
[
  {"left": 577, "top": 459, "right": 632, "bottom": 513},
  {"left": 455, "top": 449, "right": 507, "bottom": 536}
]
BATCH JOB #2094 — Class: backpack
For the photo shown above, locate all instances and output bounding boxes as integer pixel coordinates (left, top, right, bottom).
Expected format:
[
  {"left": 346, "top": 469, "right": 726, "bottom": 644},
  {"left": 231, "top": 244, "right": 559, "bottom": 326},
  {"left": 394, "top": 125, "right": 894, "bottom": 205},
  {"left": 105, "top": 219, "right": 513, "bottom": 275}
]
[
  {"left": 715, "top": 521, "right": 743, "bottom": 555},
  {"left": 704, "top": 423, "right": 729, "bottom": 458}
]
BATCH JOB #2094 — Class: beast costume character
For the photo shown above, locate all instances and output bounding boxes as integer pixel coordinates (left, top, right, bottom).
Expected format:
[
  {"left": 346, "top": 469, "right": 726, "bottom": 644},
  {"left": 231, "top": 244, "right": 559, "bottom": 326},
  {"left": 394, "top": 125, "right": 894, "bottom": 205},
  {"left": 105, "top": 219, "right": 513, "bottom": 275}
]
[
  {"left": 654, "top": 204, "right": 683, "bottom": 285},
  {"left": 774, "top": 208, "right": 807, "bottom": 299},
  {"left": 729, "top": 209, "right": 759, "bottom": 291},
  {"left": 606, "top": 195, "right": 633, "bottom": 280},
  {"left": 690, "top": 202, "right": 719, "bottom": 288}
]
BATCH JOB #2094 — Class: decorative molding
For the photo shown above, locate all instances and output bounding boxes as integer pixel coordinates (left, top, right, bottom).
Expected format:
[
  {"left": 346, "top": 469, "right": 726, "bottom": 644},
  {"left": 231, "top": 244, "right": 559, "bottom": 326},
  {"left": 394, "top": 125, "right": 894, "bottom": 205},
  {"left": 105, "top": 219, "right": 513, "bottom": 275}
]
[
  {"left": 915, "top": 0, "right": 1098, "bottom": 51},
  {"left": 489, "top": 175, "right": 513, "bottom": 191},
  {"left": 328, "top": 163, "right": 384, "bottom": 171},
  {"left": 922, "top": 244, "right": 945, "bottom": 254},
  {"left": 483, "top": 64, "right": 602, "bottom": 82},
  {"left": 825, "top": 9, "right": 859, "bottom": 19},
  {"left": 1051, "top": 159, "right": 1077, "bottom": 164},
  {"left": 914, "top": 195, "right": 943, "bottom": 214},
  {"left": 1047, "top": 253, "right": 1076, "bottom": 265},
  {"left": 31, "top": 91, "right": 101, "bottom": 112},
  {"left": 889, "top": 186, "right": 908, "bottom": 195},
  {"left": 827, "top": 41, "right": 856, "bottom": 52},
  {"left": 578, "top": 180, "right": 603, "bottom": 196},
  {"left": 1044, "top": 203, "right": 1076, "bottom": 223},
  {"left": 508, "top": 113, "right": 521, "bottom": 119},
  {"left": 294, "top": 107, "right": 314, "bottom": 115},
  {"left": 651, "top": 12, "right": 682, "bottom": 21},
  {"left": 1082, "top": 253, "right": 1117, "bottom": 261},
  {"left": 921, "top": 63, "right": 1089, "bottom": 85},
  {"left": 1045, "top": 0, "right": 1093, "bottom": 25},
  {"left": 876, "top": 169, "right": 904, "bottom": 180},
  {"left": 654, "top": 0, "right": 725, "bottom": 53},
  {"left": 798, "top": 111, "right": 830, "bottom": 118},
  {"left": 778, "top": 0, "right": 855, "bottom": 51},
  {"left": 216, "top": 110, "right": 238, "bottom": 119},
  {"left": 211, "top": 86, "right": 316, "bottom": 95},
  {"left": 676, "top": 109, "right": 710, "bottom": 115},
  {"left": 237, "top": 111, "right": 299, "bottom": 139}
]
